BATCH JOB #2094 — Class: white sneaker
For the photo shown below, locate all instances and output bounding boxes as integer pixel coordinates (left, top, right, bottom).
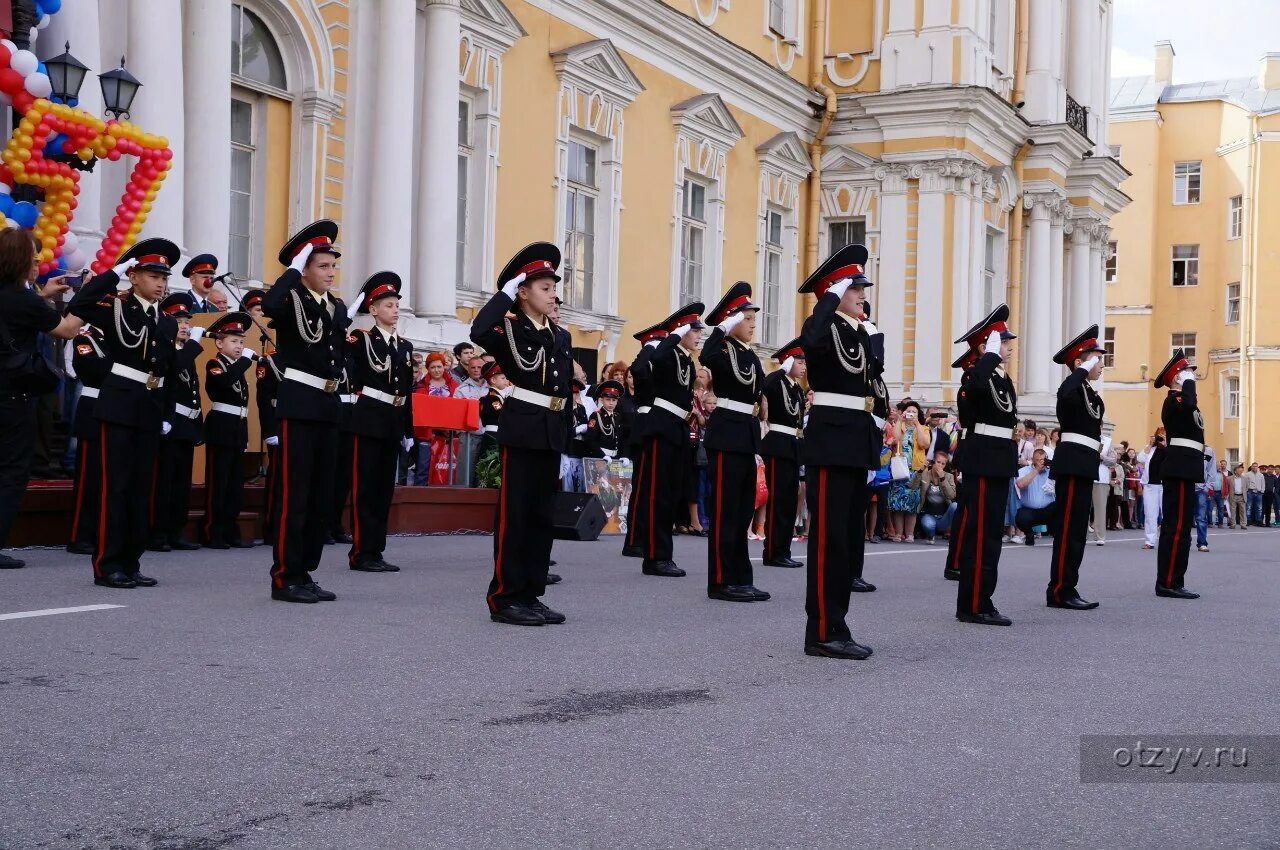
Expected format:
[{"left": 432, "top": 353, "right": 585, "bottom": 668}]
[
  {"left": 1010, "top": 534, "right": 1025, "bottom": 545},
  {"left": 1096, "top": 539, "right": 1106, "bottom": 546},
  {"left": 1002, "top": 534, "right": 1012, "bottom": 543}
]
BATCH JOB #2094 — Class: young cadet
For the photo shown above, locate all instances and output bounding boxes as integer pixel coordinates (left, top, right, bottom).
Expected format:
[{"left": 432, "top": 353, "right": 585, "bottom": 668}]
[
  {"left": 66, "top": 324, "right": 112, "bottom": 556},
  {"left": 68, "top": 238, "right": 182, "bottom": 589},
  {"left": 345, "top": 272, "right": 415, "bottom": 573},
  {"left": 1153, "top": 349, "right": 1205, "bottom": 600},
  {"left": 470, "top": 243, "right": 575, "bottom": 626},
  {"left": 474, "top": 360, "right": 507, "bottom": 476},
  {"left": 759, "top": 338, "right": 806, "bottom": 569},
  {"left": 202, "top": 311, "right": 257, "bottom": 549},
  {"left": 952, "top": 304, "right": 1019, "bottom": 627},
  {"left": 261, "top": 220, "right": 348, "bottom": 604},
  {"left": 944, "top": 347, "right": 980, "bottom": 582},
  {"left": 585, "top": 380, "right": 625, "bottom": 459},
  {"left": 183, "top": 253, "right": 223, "bottom": 314},
  {"left": 700, "top": 282, "right": 768, "bottom": 603},
  {"left": 563, "top": 378, "right": 590, "bottom": 491},
  {"left": 150, "top": 291, "right": 205, "bottom": 552},
  {"left": 796, "top": 244, "right": 881, "bottom": 660},
  {"left": 621, "top": 321, "right": 667, "bottom": 559},
  {"left": 1046, "top": 325, "right": 1107, "bottom": 610}
]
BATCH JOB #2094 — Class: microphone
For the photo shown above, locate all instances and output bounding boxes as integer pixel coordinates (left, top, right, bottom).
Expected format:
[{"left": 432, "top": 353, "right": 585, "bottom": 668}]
[{"left": 212, "top": 272, "right": 236, "bottom": 284}]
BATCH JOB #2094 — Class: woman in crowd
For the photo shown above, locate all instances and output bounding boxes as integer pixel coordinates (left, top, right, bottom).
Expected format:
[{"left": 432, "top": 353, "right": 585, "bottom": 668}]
[
  {"left": 1122, "top": 447, "right": 1140, "bottom": 528},
  {"left": 885, "top": 400, "right": 931, "bottom": 543}
]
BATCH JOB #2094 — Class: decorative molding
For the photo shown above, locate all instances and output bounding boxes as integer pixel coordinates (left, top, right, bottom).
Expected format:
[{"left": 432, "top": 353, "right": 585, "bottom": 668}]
[
  {"left": 756, "top": 131, "right": 812, "bottom": 184},
  {"left": 551, "top": 38, "right": 645, "bottom": 106},
  {"left": 761, "top": 0, "right": 804, "bottom": 73},
  {"left": 1105, "top": 304, "right": 1153, "bottom": 315},
  {"left": 671, "top": 93, "right": 745, "bottom": 152},
  {"left": 458, "top": 0, "right": 526, "bottom": 50},
  {"left": 847, "top": 86, "right": 1030, "bottom": 166},
  {"left": 756, "top": 132, "right": 807, "bottom": 347},
  {"left": 824, "top": 0, "right": 882, "bottom": 87},
  {"left": 1023, "top": 189, "right": 1069, "bottom": 217}
]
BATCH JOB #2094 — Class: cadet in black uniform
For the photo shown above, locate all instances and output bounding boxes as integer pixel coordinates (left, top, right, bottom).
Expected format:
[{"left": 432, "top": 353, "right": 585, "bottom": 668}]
[
  {"left": 329, "top": 361, "right": 357, "bottom": 545},
  {"left": 760, "top": 338, "right": 805, "bottom": 570},
  {"left": 622, "top": 321, "right": 666, "bottom": 558},
  {"left": 943, "top": 347, "right": 979, "bottom": 582},
  {"left": 470, "top": 243, "right": 575, "bottom": 626},
  {"left": 256, "top": 348, "right": 283, "bottom": 543},
  {"left": 475, "top": 361, "right": 506, "bottom": 478},
  {"left": 797, "top": 245, "right": 881, "bottom": 659},
  {"left": 585, "top": 380, "right": 625, "bottom": 459},
  {"left": 150, "top": 292, "right": 204, "bottom": 552},
  {"left": 1046, "top": 325, "right": 1107, "bottom": 610},
  {"left": 183, "top": 254, "right": 223, "bottom": 314},
  {"left": 631, "top": 304, "right": 704, "bottom": 578},
  {"left": 1153, "top": 350, "right": 1204, "bottom": 599},
  {"left": 66, "top": 325, "right": 111, "bottom": 556},
  {"left": 700, "top": 282, "right": 768, "bottom": 602},
  {"left": 952, "top": 304, "right": 1019, "bottom": 627},
  {"left": 564, "top": 378, "right": 590, "bottom": 487},
  {"left": 201, "top": 312, "right": 256, "bottom": 549},
  {"left": 68, "top": 238, "right": 181, "bottom": 589},
  {"left": 346, "top": 272, "right": 415, "bottom": 573},
  {"left": 261, "top": 220, "right": 348, "bottom": 604}
]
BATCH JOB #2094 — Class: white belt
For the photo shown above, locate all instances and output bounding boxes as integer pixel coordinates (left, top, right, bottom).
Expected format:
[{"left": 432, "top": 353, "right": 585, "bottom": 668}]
[
  {"left": 340, "top": 394, "right": 356, "bottom": 405},
  {"left": 960, "top": 428, "right": 968, "bottom": 439},
  {"left": 973, "top": 423, "right": 1013, "bottom": 439},
  {"left": 483, "top": 425, "right": 499, "bottom": 433},
  {"left": 1170, "top": 438, "right": 1204, "bottom": 452},
  {"left": 637, "top": 405, "right": 652, "bottom": 414},
  {"left": 602, "top": 448, "right": 617, "bottom": 459},
  {"left": 767, "top": 423, "right": 799, "bottom": 438},
  {"left": 210, "top": 402, "right": 248, "bottom": 419},
  {"left": 283, "top": 368, "right": 339, "bottom": 393},
  {"left": 715, "top": 398, "right": 755, "bottom": 415},
  {"left": 270, "top": 399, "right": 277, "bottom": 408},
  {"left": 653, "top": 397, "right": 690, "bottom": 419},
  {"left": 361, "top": 387, "right": 406, "bottom": 407},
  {"left": 111, "top": 362, "right": 163, "bottom": 390},
  {"left": 81, "top": 387, "right": 99, "bottom": 399},
  {"left": 1061, "top": 432, "right": 1101, "bottom": 451},
  {"left": 173, "top": 403, "right": 200, "bottom": 420},
  {"left": 511, "top": 387, "right": 568, "bottom": 412},
  {"left": 811, "top": 391, "right": 873, "bottom": 413}
]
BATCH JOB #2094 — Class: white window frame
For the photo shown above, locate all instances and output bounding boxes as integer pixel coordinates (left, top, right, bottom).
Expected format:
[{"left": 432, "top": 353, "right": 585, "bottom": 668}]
[
  {"left": 1171, "top": 245, "right": 1199, "bottom": 288},
  {"left": 562, "top": 137, "right": 600, "bottom": 312},
  {"left": 767, "top": 0, "right": 788, "bottom": 36},
  {"left": 456, "top": 97, "right": 474, "bottom": 290},
  {"left": 678, "top": 178, "right": 708, "bottom": 306},
  {"left": 1225, "top": 375, "right": 1240, "bottom": 419},
  {"left": 1103, "top": 326, "right": 1115, "bottom": 369},
  {"left": 1173, "top": 161, "right": 1202, "bottom": 205},
  {"left": 229, "top": 88, "right": 268, "bottom": 281},
  {"left": 1228, "top": 195, "right": 1243, "bottom": 240},
  {"left": 828, "top": 219, "right": 867, "bottom": 254},
  {"left": 1105, "top": 241, "right": 1117, "bottom": 284},
  {"left": 761, "top": 207, "right": 785, "bottom": 346},
  {"left": 1226, "top": 282, "right": 1241, "bottom": 325},
  {"left": 983, "top": 228, "right": 1002, "bottom": 316},
  {"left": 754, "top": 131, "right": 809, "bottom": 348},
  {"left": 1109, "top": 144, "right": 1122, "bottom": 163},
  {"left": 1171, "top": 332, "right": 1198, "bottom": 367}
]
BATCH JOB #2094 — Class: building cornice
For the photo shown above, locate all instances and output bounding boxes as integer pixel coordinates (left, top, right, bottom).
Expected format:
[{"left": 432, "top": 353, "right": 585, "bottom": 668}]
[
  {"left": 1024, "top": 123, "right": 1093, "bottom": 177},
  {"left": 1105, "top": 304, "right": 1153, "bottom": 315},
  {"left": 1065, "top": 156, "right": 1132, "bottom": 216},
  {"left": 842, "top": 85, "right": 1030, "bottom": 165},
  {"left": 1110, "top": 110, "right": 1163, "bottom": 126}
]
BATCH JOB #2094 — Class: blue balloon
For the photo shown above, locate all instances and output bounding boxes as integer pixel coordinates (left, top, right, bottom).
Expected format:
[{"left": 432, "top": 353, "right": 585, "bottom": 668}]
[
  {"left": 55, "top": 255, "right": 68, "bottom": 271},
  {"left": 44, "top": 0, "right": 61, "bottom": 12},
  {"left": 11, "top": 201, "right": 39, "bottom": 229},
  {"left": 37, "top": 62, "right": 47, "bottom": 76},
  {"left": 0, "top": 195, "right": 13, "bottom": 217}
]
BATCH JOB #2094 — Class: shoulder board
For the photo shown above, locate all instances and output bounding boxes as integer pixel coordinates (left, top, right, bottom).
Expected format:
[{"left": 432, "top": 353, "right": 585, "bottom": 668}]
[
  {"left": 256, "top": 364, "right": 267, "bottom": 379},
  {"left": 210, "top": 365, "right": 224, "bottom": 375},
  {"left": 346, "top": 333, "right": 359, "bottom": 344},
  {"left": 75, "top": 343, "right": 93, "bottom": 356}
]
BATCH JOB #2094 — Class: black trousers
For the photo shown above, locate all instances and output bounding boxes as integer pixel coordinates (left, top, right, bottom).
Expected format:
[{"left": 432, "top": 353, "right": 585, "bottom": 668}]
[
  {"left": 92, "top": 420, "right": 159, "bottom": 578},
  {"left": 955, "top": 474, "right": 1008, "bottom": 616},
  {"left": 1264, "top": 492, "right": 1274, "bottom": 526},
  {"left": 706, "top": 449, "right": 757, "bottom": 589},
  {"left": 349, "top": 434, "right": 398, "bottom": 565},
  {"left": 804, "top": 465, "right": 869, "bottom": 644},
  {"left": 637, "top": 437, "right": 684, "bottom": 562},
  {"left": 203, "top": 443, "right": 246, "bottom": 545},
  {"left": 262, "top": 444, "right": 280, "bottom": 542},
  {"left": 1015, "top": 505, "right": 1056, "bottom": 538},
  {"left": 487, "top": 445, "right": 558, "bottom": 610},
  {"left": 0, "top": 397, "right": 37, "bottom": 549},
  {"left": 69, "top": 433, "right": 103, "bottom": 548},
  {"left": 624, "top": 439, "right": 650, "bottom": 552},
  {"left": 945, "top": 478, "right": 968, "bottom": 574},
  {"left": 762, "top": 455, "right": 799, "bottom": 561},
  {"left": 1047, "top": 475, "right": 1092, "bottom": 602},
  {"left": 270, "top": 418, "right": 338, "bottom": 589},
  {"left": 1157, "top": 479, "right": 1196, "bottom": 590},
  {"left": 151, "top": 439, "right": 195, "bottom": 544},
  {"left": 332, "top": 430, "right": 355, "bottom": 534}
]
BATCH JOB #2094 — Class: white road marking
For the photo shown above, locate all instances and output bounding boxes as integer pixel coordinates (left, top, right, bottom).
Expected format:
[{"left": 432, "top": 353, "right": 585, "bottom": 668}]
[{"left": 0, "top": 604, "right": 125, "bottom": 622}]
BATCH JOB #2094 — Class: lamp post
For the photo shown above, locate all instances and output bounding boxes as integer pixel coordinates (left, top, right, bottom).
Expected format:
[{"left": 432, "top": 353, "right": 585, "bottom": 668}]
[
  {"left": 98, "top": 56, "right": 143, "bottom": 121},
  {"left": 42, "top": 42, "right": 90, "bottom": 104}
]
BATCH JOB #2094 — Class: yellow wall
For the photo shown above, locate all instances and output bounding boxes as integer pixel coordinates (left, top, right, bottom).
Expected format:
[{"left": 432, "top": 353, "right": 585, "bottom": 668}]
[
  {"left": 261, "top": 96, "right": 293, "bottom": 278},
  {"left": 656, "top": 0, "right": 811, "bottom": 87}
]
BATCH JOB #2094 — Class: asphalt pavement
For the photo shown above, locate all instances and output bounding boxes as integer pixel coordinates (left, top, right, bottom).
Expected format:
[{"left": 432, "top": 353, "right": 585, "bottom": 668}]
[{"left": 1, "top": 525, "right": 1277, "bottom": 849}]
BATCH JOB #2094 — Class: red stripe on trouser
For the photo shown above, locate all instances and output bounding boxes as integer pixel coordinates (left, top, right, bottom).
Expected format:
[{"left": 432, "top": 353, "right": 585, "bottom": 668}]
[
  {"left": 1052, "top": 478, "right": 1075, "bottom": 601},
  {"left": 647, "top": 443, "right": 658, "bottom": 557},
  {"left": 488, "top": 446, "right": 509, "bottom": 610},
  {"left": 92, "top": 423, "right": 108, "bottom": 579},
  {"left": 264, "top": 449, "right": 276, "bottom": 523},
  {"left": 972, "top": 477, "right": 986, "bottom": 614},
  {"left": 713, "top": 452, "right": 724, "bottom": 583},
  {"left": 70, "top": 439, "right": 89, "bottom": 542},
  {"left": 1166, "top": 484, "right": 1185, "bottom": 587},
  {"left": 950, "top": 499, "right": 967, "bottom": 573},
  {"left": 816, "top": 468, "right": 828, "bottom": 640},
  {"left": 349, "top": 438, "right": 361, "bottom": 565},
  {"left": 271, "top": 422, "right": 290, "bottom": 589}
]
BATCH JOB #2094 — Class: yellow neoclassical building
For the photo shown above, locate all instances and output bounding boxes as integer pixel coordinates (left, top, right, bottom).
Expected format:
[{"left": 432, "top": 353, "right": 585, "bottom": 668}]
[{"left": 1108, "top": 42, "right": 1280, "bottom": 464}]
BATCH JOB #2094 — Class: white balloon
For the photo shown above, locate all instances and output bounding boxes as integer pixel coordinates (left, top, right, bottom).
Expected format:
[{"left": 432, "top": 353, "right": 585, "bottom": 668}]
[
  {"left": 23, "top": 72, "right": 51, "bottom": 99},
  {"left": 10, "top": 50, "right": 38, "bottom": 77},
  {"left": 66, "top": 249, "right": 87, "bottom": 270},
  {"left": 27, "top": 27, "right": 38, "bottom": 46},
  {"left": 62, "top": 230, "right": 78, "bottom": 251},
  {"left": 37, "top": 14, "right": 51, "bottom": 30},
  {"left": 0, "top": 40, "right": 16, "bottom": 54}
]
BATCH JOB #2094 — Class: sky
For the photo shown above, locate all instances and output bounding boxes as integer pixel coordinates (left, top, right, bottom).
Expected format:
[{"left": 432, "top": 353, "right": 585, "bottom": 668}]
[{"left": 1110, "top": 0, "right": 1280, "bottom": 83}]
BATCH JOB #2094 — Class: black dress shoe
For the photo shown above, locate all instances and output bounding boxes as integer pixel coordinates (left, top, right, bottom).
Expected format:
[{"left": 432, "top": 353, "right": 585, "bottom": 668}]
[
  {"left": 850, "top": 577, "right": 877, "bottom": 593},
  {"left": 374, "top": 559, "right": 401, "bottom": 572},
  {"left": 526, "top": 599, "right": 566, "bottom": 624},
  {"left": 707, "top": 584, "right": 759, "bottom": 602},
  {"left": 306, "top": 582, "right": 337, "bottom": 601},
  {"left": 66, "top": 542, "right": 95, "bottom": 556},
  {"left": 170, "top": 539, "right": 201, "bottom": 551},
  {"left": 548, "top": 560, "right": 557, "bottom": 567},
  {"left": 545, "top": 572, "right": 562, "bottom": 584},
  {"left": 229, "top": 540, "right": 255, "bottom": 549},
  {"left": 956, "top": 611, "right": 1013, "bottom": 626},
  {"left": 148, "top": 540, "right": 172, "bottom": 553},
  {"left": 272, "top": 584, "right": 319, "bottom": 603},
  {"left": 1156, "top": 586, "right": 1200, "bottom": 599},
  {"left": 642, "top": 559, "right": 686, "bottom": 577},
  {"left": 741, "top": 585, "right": 771, "bottom": 601},
  {"left": 805, "top": 639, "right": 873, "bottom": 660},
  {"left": 95, "top": 571, "right": 136, "bottom": 589},
  {"left": 621, "top": 545, "right": 644, "bottom": 558},
  {"left": 204, "top": 540, "right": 231, "bottom": 550},
  {"left": 350, "top": 560, "right": 386, "bottom": 572},
  {"left": 0, "top": 552, "right": 27, "bottom": 568},
  {"left": 330, "top": 531, "right": 354, "bottom": 545},
  {"left": 490, "top": 603, "right": 544, "bottom": 626},
  {"left": 129, "top": 573, "right": 158, "bottom": 587},
  {"left": 943, "top": 568, "right": 961, "bottom": 581},
  {"left": 1048, "top": 597, "right": 1099, "bottom": 610},
  {"left": 763, "top": 556, "right": 803, "bottom": 568}
]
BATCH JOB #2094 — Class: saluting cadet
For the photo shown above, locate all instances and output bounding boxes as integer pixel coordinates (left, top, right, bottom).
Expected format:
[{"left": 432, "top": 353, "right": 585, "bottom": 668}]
[
  {"left": 470, "top": 243, "right": 575, "bottom": 626},
  {"left": 149, "top": 291, "right": 205, "bottom": 552},
  {"left": 1046, "top": 325, "right": 1107, "bottom": 610},
  {"left": 474, "top": 360, "right": 506, "bottom": 477},
  {"left": 796, "top": 244, "right": 881, "bottom": 660},
  {"left": 1153, "top": 350, "right": 1205, "bottom": 599},
  {"left": 700, "top": 282, "right": 769, "bottom": 602},
  {"left": 760, "top": 339, "right": 806, "bottom": 569},
  {"left": 585, "top": 380, "right": 625, "bottom": 459},
  {"left": 952, "top": 304, "right": 1019, "bottom": 627},
  {"left": 261, "top": 220, "right": 348, "bottom": 604},
  {"left": 630, "top": 304, "right": 705, "bottom": 579},
  {"left": 345, "top": 272, "right": 415, "bottom": 573},
  {"left": 201, "top": 312, "right": 257, "bottom": 549},
  {"left": 621, "top": 321, "right": 667, "bottom": 558},
  {"left": 943, "top": 347, "right": 980, "bottom": 582},
  {"left": 183, "top": 254, "right": 223, "bottom": 314},
  {"left": 68, "top": 238, "right": 182, "bottom": 589},
  {"left": 66, "top": 324, "right": 111, "bottom": 556}
]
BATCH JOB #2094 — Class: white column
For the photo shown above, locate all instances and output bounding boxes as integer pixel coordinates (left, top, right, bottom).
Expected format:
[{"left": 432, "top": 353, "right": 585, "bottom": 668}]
[
  {"left": 127, "top": 0, "right": 186, "bottom": 252},
  {"left": 950, "top": 175, "right": 972, "bottom": 354},
  {"left": 1068, "top": 222, "right": 1093, "bottom": 333},
  {"left": 969, "top": 180, "right": 989, "bottom": 321},
  {"left": 1067, "top": 0, "right": 1094, "bottom": 129},
  {"left": 876, "top": 166, "right": 909, "bottom": 389},
  {"left": 1090, "top": 226, "right": 1108, "bottom": 331},
  {"left": 414, "top": 0, "right": 462, "bottom": 318},
  {"left": 1022, "top": 198, "right": 1052, "bottom": 395},
  {"left": 182, "top": 0, "right": 231, "bottom": 263},
  {"left": 1049, "top": 214, "right": 1065, "bottom": 363},
  {"left": 1023, "top": 0, "right": 1057, "bottom": 123},
  {"left": 1094, "top": 4, "right": 1113, "bottom": 152},
  {"left": 915, "top": 164, "right": 947, "bottom": 394}
]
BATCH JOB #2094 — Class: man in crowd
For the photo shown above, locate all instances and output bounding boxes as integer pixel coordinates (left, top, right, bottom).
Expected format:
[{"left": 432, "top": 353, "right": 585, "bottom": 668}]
[
  {"left": 1211, "top": 457, "right": 1229, "bottom": 528},
  {"left": 1014, "top": 448, "right": 1055, "bottom": 546},
  {"left": 183, "top": 254, "right": 223, "bottom": 314},
  {"left": 451, "top": 342, "right": 475, "bottom": 383},
  {"left": 909, "top": 451, "right": 956, "bottom": 544},
  {"left": 1245, "top": 462, "right": 1265, "bottom": 526},
  {"left": 1194, "top": 445, "right": 1219, "bottom": 553},
  {"left": 208, "top": 288, "right": 229, "bottom": 312},
  {"left": 1138, "top": 434, "right": 1167, "bottom": 551},
  {"left": 1228, "top": 464, "right": 1247, "bottom": 529}
]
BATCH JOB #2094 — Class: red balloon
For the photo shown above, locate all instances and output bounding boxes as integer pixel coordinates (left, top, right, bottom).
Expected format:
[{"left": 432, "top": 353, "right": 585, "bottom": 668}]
[
  {"left": 13, "top": 92, "right": 33, "bottom": 112},
  {"left": 0, "top": 68, "right": 23, "bottom": 95},
  {"left": 0, "top": 45, "right": 11, "bottom": 67},
  {"left": 106, "top": 149, "right": 121, "bottom": 161},
  {"left": 160, "top": 149, "right": 173, "bottom": 161}
]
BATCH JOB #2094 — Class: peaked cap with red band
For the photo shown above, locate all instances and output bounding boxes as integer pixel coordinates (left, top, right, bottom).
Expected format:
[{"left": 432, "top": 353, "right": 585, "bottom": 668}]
[
  {"left": 158, "top": 291, "right": 195, "bottom": 318},
  {"left": 955, "top": 303, "right": 1017, "bottom": 347},
  {"left": 496, "top": 242, "right": 561, "bottom": 291},
  {"left": 278, "top": 219, "right": 341, "bottom": 267},
  {"left": 593, "top": 380, "right": 624, "bottom": 400},
  {"left": 1053, "top": 324, "right": 1107, "bottom": 366},
  {"left": 633, "top": 321, "right": 669, "bottom": 344},
  {"left": 117, "top": 237, "right": 180, "bottom": 276},
  {"left": 1154, "top": 349, "right": 1190, "bottom": 389},
  {"left": 356, "top": 271, "right": 402, "bottom": 314},
  {"left": 482, "top": 361, "right": 504, "bottom": 382},
  {"left": 708, "top": 281, "right": 761, "bottom": 326},
  {"left": 799, "top": 243, "right": 872, "bottom": 297},
  {"left": 209, "top": 311, "right": 251, "bottom": 338},
  {"left": 240, "top": 288, "right": 266, "bottom": 311},
  {"left": 182, "top": 253, "right": 219, "bottom": 279},
  {"left": 773, "top": 337, "right": 805, "bottom": 363},
  {"left": 662, "top": 302, "right": 706, "bottom": 334},
  {"left": 951, "top": 347, "right": 981, "bottom": 371}
]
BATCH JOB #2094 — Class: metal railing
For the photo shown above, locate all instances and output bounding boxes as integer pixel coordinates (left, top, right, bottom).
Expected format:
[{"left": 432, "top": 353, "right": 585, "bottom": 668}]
[{"left": 1065, "top": 93, "right": 1089, "bottom": 140}]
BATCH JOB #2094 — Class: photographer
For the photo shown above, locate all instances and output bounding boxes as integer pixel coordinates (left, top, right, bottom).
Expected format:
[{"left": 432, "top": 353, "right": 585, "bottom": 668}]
[{"left": 908, "top": 451, "right": 957, "bottom": 544}]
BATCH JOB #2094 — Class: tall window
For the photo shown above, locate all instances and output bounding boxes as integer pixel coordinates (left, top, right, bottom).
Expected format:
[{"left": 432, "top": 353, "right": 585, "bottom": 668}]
[
  {"left": 679, "top": 179, "right": 707, "bottom": 305},
  {"left": 1171, "top": 245, "right": 1199, "bottom": 287},
  {"left": 1171, "top": 332, "right": 1198, "bottom": 367},
  {"left": 1225, "top": 376, "right": 1240, "bottom": 418},
  {"left": 767, "top": 0, "right": 786, "bottom": 35},
  {"left": 1173, "top": 161, "right": 1201, "bottom": 205},
  {"left": 761, "top": 209, "right": 784, "bottom": 345},
  {"left": 1227, "top": 282, "right": 1241, "bottom": 324},
  {"left": 1103, "top": 326, "right": 1115, "bottom": 368},
  {"left": 229, "top": 97, "right": 255, "bottom": 278},
  {"left": 1105, "top": 241, "right": 1117, "bottom": 284},
  {"left": 457, "top": 100, "right": 472, "bottom": 289},
  {"left": 563, "top": 140, "right": 598, "bottom": 311},
  {"left": 231, "top": 4, "right": 286, "bottom": 88},
  {"left": 828, "top": 219, "right": 866, "bottom": 253},
  {"left": 1228, "top": 195, "right": 1243, "bottom": 240},
  {"left": 984, "top": 228, "right": 1002, "bottom": 314}
]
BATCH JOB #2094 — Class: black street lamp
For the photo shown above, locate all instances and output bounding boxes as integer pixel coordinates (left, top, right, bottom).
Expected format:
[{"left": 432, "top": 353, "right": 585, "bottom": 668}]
[
  {"left": 99, "top": 56, "right": 142, "bottom": 121},
  {"left": 43, "top": 41, "right": 91, "bottom": 103}
]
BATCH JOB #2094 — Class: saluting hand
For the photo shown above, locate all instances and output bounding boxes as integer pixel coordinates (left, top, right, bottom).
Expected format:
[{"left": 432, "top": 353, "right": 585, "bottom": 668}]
[
  {"left": 1080, "top": 355, "right": 1100, "bottom": 373},
  {"left": 1175, "top": 368, "right": 1196, "bottom": 388},
  {"left": 112, "top": 257, "right": 139, "bottom": 277},
  {"left": 501, "top": 272, "right": 526, "bottom": 301},
  {"left": 984, "top": 330, "right": 1002, "bottom": 356},
  {"left": 718, "top": 312, "right": 745, "bottom": 333},
  {"left": 861, "top": 320, "right": 879, "bottom": 336},
  {"left": 779, "top": 356, "right": 796, "bottom": 375},
  {"left": 827, "top": 277, "right": 855, "bottom": 300},
  {"left": 289, "top": 243, "right": 314, "bottom": 273}
]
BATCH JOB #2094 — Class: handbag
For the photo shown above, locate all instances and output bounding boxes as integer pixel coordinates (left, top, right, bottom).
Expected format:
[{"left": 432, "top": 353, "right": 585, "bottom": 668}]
[
  {"left": 889, "top": 454, "right": 910, "bottom": 481},
  {"left": 0, "top": 311, "right": 61, "bottom": 398}
]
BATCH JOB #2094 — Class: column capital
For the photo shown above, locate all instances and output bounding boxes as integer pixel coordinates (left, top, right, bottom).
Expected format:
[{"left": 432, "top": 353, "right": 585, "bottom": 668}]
[
  {"left": 1024, "top": 190, "right": 1067, "bottom": 217},
  {"left": 300, "top": 90, "right": 343, "bottom": 128},
  {"left": 874, "top": 164, "right": 910, "bottom": 193},
  {"left": 1090, "top": 224, "right": 1113, "bottom": 249}
]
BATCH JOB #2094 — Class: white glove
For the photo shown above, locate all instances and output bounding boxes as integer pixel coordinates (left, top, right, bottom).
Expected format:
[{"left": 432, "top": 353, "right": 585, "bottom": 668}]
[
  {"left": 112, "top": 257, "right": 138, "bottom": 277},
  {"left": 669, "top": 322, "right": 692, "bottom": 340},
  {"left": 644, "top": 337, "right": 663, "bottom": 349},
  {"left": 265, "top": 436, "right": 279, "bottom": 447},
  {"left": 188, "top": 326, "right": 205, "bottom": 343},
  {"left": 984, "top": 330, "right": 1002, "bottom": 356},
  {"left": 161, "top": 421, "right": 172, "bottom": 435},
  {"left": 826, "top": 277, "right": 854, "bottom": 300},
  {"left": 289, "top": 243, "right": 314, "bottom": 272},
  {"left": 402, "top": 437, "right": 414, "bottom": 452},
  {"left": 575, "top": 424, "right": 588, "bottom": 436},
  {"left": 717, "top": 311, "right": 745, "bottom": 333},
  {"left": 346, "top": 298, "right": 362, "bottom": 321},
  {"left": 779, "top": 356, "right": 796, "bottom": 375},
  {"left": 866, "top": 470, "right": 877, "bottom": 485},
  {"left": 1079, "top": 355, "right": 1100, "bottom": 373},
  {"left": 501, "top": 272, "right": 526, "bottom": 300},
  {"left": 861, "top": 320, "right": 879, "bottom": 336},
  {"left": 1176, "top": 368, "right": 1196, "bottom": 387},
  {"left": 240, "top": 348, "right": 258, "bottom": 361}
]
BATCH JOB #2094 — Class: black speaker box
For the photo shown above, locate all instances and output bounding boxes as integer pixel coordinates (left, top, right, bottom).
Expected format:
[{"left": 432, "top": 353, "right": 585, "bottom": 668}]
[{"left": 551, "top": 492, "right": 606, "bottom": 541}]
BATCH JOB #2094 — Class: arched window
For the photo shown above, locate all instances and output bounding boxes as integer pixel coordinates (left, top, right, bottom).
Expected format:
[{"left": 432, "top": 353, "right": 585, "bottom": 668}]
[{"left": 232, "top": 4, "right": 286, "bottom": 89}]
